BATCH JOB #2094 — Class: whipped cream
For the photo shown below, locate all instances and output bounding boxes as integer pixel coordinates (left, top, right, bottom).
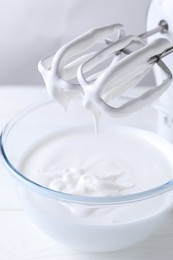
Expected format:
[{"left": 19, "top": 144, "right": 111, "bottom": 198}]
[
  {"left": 16, "top": 103, "right": 173, "bottom": 251},
  {"left": 47, "top": 160, "right": 134, "bottom": 196},
  {"left": 19, "top": 126, "right": 172, "bottom": 222}
]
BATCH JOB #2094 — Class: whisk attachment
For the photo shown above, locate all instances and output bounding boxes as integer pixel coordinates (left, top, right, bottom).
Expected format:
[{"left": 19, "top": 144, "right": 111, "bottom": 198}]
[
  {"left": 38, "top": 24, "right": 124, "bottom": 111},
  {"left": 77, "top": 37, "right": 172, "bottom": 131}
]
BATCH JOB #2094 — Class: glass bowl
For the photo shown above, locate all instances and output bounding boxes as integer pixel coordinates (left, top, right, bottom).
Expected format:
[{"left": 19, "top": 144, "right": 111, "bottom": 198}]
[{"left": 1, "top": 97, "right": 173, "bottom": 252}]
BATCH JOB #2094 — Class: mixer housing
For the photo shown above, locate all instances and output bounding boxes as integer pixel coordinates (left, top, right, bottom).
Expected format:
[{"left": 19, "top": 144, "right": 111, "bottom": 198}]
[{"left": 147, "top": 0, "right": 173, "bottom": 141}]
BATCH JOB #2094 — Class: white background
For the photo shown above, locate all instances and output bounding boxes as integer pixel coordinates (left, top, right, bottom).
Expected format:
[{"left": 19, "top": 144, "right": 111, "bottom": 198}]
[{"left": 0, "top": 0, "right": 153, "bottom": 86}]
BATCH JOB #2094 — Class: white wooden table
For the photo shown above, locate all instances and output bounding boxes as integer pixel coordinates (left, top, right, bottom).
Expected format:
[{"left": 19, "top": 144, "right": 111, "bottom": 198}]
[{"left": 0, "top": 85, "right": 173, "bottom": 260}]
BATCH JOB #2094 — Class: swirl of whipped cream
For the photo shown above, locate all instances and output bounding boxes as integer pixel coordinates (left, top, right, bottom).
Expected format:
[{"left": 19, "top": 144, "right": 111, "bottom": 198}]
[
  {"left": 47, "top": 161, "right": 134, "bottom": 220},
  {"left": 48, "top": 161, "right": 134, "bottom": 197}
]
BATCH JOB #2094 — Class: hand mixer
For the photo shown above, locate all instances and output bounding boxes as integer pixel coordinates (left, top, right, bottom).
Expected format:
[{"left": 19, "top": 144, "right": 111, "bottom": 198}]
[{"left": 38, "top": 17, "right": 173, "bottom": 131}]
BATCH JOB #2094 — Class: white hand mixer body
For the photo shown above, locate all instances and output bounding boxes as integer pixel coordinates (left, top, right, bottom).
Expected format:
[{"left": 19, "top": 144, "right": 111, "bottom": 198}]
[
  {"left": 38, "top": 22, "right": 173, "bottom": 131},
  {"left": 147, "top": 0, "right": 173, "bottom": 141}
]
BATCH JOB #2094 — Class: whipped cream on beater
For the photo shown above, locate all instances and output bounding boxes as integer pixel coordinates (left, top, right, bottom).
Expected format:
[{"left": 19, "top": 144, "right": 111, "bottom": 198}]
[{"left": 38, "top": 24, "right": 172, "bottom": 133}]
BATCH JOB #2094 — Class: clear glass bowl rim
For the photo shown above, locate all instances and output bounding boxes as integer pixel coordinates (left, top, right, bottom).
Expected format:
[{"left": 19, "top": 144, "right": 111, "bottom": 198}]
[{"left": 1, "top": 98, "right": 173, "bottom": 205}]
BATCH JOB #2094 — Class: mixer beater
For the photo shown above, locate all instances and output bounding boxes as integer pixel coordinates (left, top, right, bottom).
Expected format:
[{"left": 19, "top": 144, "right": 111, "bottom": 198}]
[{"left": 38, "top": 20, "right": 173, "bottom": 130}]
